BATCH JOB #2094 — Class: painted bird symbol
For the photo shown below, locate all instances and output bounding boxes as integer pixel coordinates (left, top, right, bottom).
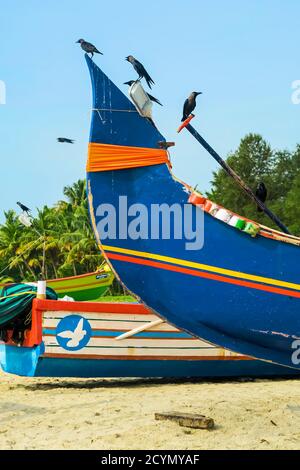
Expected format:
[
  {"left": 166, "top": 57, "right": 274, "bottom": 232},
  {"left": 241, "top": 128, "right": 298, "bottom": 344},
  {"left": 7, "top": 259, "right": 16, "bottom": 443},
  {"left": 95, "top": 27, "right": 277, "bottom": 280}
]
[{"left": 57, "top": 318, "right": 87, "bottom": 348}]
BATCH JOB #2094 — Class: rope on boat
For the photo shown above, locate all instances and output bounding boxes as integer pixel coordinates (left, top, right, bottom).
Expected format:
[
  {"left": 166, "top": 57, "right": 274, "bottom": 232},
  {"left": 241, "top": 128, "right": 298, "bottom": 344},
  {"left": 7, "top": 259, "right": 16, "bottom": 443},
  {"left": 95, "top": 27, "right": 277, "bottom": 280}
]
[{"left": 185, "top": 123, "right": 291, "bottom": 235}]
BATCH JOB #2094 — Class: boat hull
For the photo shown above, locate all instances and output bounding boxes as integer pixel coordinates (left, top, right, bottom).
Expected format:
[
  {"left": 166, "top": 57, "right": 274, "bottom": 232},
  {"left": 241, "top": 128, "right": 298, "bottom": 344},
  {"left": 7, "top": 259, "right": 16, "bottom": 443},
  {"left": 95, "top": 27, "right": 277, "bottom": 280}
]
[
  {"left": 84, "top": 55, "right": 300, "bottom": 370},
  {"left": 1, "top": 298, "right": 298, "bottom": 378},
  {"left": 87, "top": 164, "right": 300, "bottom": 371},
  {"left": 47, "top": 271, "right": 114, "bottom": 301},
  {"left": 2, "top": 350, "right": 296, "bottom": 378},
  {"left": 0, "top": 270, "right": 114, "bottom": 302}
]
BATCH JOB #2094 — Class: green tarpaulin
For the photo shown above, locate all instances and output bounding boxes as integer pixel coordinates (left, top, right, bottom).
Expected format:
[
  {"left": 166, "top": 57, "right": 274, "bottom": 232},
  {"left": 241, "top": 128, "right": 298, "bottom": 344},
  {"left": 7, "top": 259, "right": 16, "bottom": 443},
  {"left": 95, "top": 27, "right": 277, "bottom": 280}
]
[{"left": 0, "top": 283, "right": 57, "bottom": 328}]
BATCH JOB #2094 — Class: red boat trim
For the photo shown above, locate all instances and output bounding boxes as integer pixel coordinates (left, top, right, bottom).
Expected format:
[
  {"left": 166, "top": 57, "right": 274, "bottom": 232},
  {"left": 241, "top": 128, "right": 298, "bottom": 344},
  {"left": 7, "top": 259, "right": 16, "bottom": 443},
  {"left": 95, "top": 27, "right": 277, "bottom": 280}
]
[{"left": 34, "top": 299, "right": 151, "bottom": 314}]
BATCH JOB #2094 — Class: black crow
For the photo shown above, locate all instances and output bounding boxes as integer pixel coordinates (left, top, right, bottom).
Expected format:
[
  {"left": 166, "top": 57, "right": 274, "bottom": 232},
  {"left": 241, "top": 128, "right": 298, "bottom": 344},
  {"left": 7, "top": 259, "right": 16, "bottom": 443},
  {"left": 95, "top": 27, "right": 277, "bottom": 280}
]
[
  {"left": 255, "top": 182, "right": 267, "bottom": 212},
  {"left": 181, "top": 92, "right": 202, "bottom": 121},
  {"left": 76, "top": 39, "right": 103, "bottom": 57},
  {"left": 158, "top": 141, "right": 175, "bottom": 149},
  {"left": 124, "top": 80, "right": 162, "bottom": 105},
  {"left": 17, "top": 202, "right": 31, "bottom": 214},
  {"left": 125, "top": 56, "right": 155, "bottom": 89},
  {"left": 57, "top": 137, "right": 75, "bottom": 144}
]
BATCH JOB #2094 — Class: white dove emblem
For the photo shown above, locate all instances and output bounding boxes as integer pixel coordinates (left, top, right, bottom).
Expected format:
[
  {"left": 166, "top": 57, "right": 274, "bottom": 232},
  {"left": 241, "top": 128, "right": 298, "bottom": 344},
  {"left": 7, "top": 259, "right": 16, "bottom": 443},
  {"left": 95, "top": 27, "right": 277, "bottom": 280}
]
[{"left": 57, "top": 318, "right": 87, "bottom": 348}]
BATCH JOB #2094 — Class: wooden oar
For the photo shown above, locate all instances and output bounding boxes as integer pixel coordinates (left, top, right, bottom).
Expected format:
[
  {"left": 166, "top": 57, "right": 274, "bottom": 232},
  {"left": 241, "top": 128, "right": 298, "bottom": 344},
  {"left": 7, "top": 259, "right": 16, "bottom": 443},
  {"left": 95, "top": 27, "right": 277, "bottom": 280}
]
[
  {"left": 183, "top": 121, "right": 290, "bottom": 235},
  {"left": 115, "top": 319, "right": 164, "bottom": 341}
]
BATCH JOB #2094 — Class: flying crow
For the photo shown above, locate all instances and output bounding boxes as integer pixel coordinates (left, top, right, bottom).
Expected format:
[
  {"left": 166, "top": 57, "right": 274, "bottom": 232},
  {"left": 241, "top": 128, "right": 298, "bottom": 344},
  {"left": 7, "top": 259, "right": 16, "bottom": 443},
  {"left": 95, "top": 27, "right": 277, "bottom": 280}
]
[
  {"left": 76, "top": 39, "right": 103, "bottom": 58},
  {"left": 255, "top": 182, "right": 267, "bottom": 212},
  {"left": 181, "top": 92, "right": 202, "bottom": 122},
  {"left": 125, "top": 56, "right": 155, "bottom": 89},
  {"left": 17, "top": 202, "right": 31, "bottom": 214},
  {"left": 57, "top": 137, "right": 75, "bottom": 144},
  {"left": 124, "top": 81, "right": 162, "bottom": 105}
]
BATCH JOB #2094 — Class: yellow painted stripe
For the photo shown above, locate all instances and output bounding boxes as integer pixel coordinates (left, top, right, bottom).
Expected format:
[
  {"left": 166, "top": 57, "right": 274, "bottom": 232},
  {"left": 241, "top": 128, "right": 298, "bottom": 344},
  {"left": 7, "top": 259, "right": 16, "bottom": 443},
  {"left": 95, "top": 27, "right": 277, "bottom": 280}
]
[
  {"left": 0, "top": 291, "right": 36, "bottom": 301},
  {"left": 102, "top": 244, "right": 300, "bottom": 292}
]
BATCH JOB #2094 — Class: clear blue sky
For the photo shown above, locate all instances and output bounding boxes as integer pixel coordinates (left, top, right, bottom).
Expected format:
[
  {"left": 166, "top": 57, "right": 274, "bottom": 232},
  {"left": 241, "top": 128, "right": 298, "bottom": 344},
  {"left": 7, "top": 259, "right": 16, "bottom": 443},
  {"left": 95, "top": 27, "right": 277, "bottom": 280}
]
[{"left": 1, "top": 0, "right": 300, "bottom": 221}]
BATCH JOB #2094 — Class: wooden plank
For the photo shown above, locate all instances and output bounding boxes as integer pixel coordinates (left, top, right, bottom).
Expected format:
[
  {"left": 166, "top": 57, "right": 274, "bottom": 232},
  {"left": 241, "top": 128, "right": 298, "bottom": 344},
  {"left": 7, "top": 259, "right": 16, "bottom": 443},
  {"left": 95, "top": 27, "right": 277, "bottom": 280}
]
[
  {"left": 115, "top": 319, "right": 164, "bottom": 341},
  {"left": 155, "top": 411, "right": 214, "bottom": 429}
]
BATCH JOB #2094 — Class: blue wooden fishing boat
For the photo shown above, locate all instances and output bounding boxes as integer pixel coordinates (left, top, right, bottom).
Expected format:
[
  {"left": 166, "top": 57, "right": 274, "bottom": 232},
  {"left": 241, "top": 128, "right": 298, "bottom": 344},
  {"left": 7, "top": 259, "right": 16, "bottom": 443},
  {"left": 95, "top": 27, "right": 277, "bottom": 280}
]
[
  {"left": 85, "top": 55, "right": 300, "bottom": 370},
  {"left": 1, "top": 297, "right": 298, "bottom": 377}
]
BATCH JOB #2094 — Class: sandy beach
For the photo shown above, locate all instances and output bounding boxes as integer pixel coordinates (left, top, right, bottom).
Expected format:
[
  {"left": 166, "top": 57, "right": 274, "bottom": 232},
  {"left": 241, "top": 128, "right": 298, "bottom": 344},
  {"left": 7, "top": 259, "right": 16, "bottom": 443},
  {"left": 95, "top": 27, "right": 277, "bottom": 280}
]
[{"left": 0, "top": 370, "right": 300, "bottom": 450}]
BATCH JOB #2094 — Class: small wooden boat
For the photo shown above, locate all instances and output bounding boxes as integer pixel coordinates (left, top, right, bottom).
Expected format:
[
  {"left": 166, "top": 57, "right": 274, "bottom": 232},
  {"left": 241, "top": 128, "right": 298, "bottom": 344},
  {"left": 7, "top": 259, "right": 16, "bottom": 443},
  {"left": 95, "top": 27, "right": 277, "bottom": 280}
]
[
  {"left": 84, "top": 55, "right": 300, "bottom": 370},
  {"left": 0, "top": 297, "right": 297, "bottom": 377},
  {"left": 0, "top": 268, "right": 114, "bottom": 302},
  {"left": 46, "top": 269, "right": 114, "bottom": 301}
]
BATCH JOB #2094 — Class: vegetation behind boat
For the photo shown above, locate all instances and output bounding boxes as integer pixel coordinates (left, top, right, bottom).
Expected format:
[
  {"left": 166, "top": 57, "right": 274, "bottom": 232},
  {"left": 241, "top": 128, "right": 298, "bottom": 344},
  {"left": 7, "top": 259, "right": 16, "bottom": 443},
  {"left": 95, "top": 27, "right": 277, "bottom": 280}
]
[
  {"left": 0, "top": 180, "right": 103, "bottom": 284},
  {"left": 207, "top": 133, "right": 300, "bottom": 235}
]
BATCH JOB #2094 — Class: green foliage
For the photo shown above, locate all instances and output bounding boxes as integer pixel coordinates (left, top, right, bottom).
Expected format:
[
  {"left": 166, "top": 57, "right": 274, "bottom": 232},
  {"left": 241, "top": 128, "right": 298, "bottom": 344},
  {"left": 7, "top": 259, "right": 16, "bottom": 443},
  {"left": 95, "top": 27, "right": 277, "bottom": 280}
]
[
  {"left": 207, "top": 134, "right": 300, "bottom": 233},
  {"left": 284, "top": 173, "right": 300, "bottom": 234},
  {"left": 0, "top": 179, "right": 103, "bottom": 283}
]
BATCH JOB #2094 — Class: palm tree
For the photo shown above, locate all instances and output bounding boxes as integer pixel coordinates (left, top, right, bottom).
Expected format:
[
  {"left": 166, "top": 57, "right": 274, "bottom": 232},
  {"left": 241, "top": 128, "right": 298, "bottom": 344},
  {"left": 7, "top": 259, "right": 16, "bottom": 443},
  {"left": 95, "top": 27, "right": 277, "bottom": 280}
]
[
  {"left": 0, "top": 179, "right": 105, "bottom": 283},
  {"left": 63, "top": 180, "right": 87, "bottom": 207},
  {"left": 0, "top": 210, "right": 35, "bottom": 279}
]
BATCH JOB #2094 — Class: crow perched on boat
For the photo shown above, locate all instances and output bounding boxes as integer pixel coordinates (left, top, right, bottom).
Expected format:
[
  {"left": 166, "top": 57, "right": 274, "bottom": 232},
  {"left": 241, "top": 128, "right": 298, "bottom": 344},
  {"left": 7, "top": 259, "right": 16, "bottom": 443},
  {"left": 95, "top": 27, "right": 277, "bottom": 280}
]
[
  {"left": 123, "top": 81, "right": 162, "bottom": 105},
  {"left": 255, "top": 182, "right": 267, "bottom": 212},
  {"left": 17, "top": 202, "right": 31, "bottom": 214},
  {"left": 181, "top": 92, "right": 202, "bottom": 122},
  {"left": 125, "top": 56, "right": 155, "bottom": 89},
  {"left": 57, "top": 137, "right": 75, "bottom": 144},
  {"left": 158, "top": 141, "right": 175, "bottom": 149},
  {"left": 76, "top": 39, "right": 103, "bottom": 57}
]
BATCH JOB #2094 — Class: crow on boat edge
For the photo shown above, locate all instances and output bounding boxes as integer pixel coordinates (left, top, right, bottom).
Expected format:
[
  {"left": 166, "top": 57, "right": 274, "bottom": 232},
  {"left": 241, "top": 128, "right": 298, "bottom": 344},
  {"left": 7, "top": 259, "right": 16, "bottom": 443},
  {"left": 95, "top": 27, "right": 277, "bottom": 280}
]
[
  {"left": 125, "top": 56, "right": 155, "bottom": 89},
  {"left": 255, "top": 182, "right": 267, "bottom": 212},
  {"left": 76, "top": 39, "right": 103, "bottom": 58},
  {"left": 181, "top": 92, "right": 202, "bottom": 122}
]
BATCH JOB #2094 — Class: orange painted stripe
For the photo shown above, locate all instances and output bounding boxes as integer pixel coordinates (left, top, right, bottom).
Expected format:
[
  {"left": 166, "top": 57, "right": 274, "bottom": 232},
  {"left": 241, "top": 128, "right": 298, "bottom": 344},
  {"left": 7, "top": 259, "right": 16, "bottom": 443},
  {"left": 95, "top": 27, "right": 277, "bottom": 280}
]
[
  {"left": 43, "top": 352, "right": 251, "bottom": 361},
  {"left": 107, "top": 252, "right": 300, "bottom": 298},
  {"left": 87, "top": 142, "right": 170, "bottom": 172}
]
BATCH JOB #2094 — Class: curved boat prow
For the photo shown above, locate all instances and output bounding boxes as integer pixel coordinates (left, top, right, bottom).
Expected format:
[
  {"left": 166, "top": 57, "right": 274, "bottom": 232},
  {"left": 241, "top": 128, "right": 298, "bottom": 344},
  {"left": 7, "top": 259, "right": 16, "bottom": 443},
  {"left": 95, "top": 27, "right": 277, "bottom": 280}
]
[
  {"left": 85, "top": 55, "right": 165, "bottom": 147},
  {"left": 85, "top": 56, "right": 300, "bottom": 370}
]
